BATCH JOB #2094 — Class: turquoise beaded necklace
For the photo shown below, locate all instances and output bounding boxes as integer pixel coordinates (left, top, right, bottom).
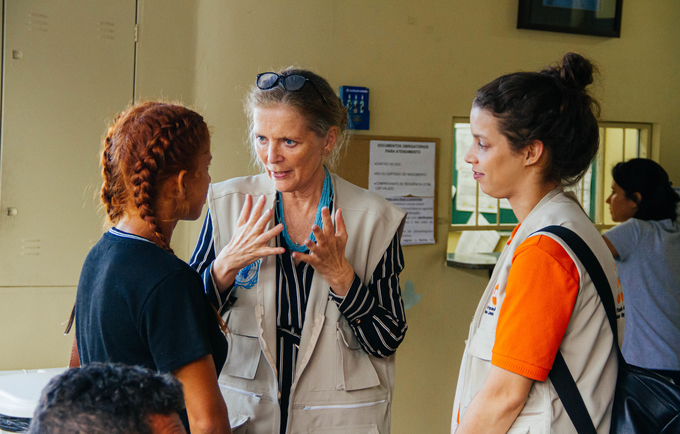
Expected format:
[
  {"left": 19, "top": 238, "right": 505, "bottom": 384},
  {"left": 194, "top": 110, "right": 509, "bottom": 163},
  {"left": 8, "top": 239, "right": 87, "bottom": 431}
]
[{"left": 275, "top": 167, "right": 333, "bottom": 252}]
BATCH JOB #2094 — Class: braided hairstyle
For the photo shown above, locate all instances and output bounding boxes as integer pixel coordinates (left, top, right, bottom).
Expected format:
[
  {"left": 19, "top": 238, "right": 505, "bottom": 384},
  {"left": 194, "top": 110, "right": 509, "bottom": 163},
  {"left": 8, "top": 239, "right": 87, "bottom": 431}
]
[
  {"left": 612, "top": 158, "right": 680, "bottom": 221},
  {"left": 473, "top": 52, "right": 601, "bottom": 186},
  {"left": 100, "top": 102, "right": 210, "bottom": 253}
]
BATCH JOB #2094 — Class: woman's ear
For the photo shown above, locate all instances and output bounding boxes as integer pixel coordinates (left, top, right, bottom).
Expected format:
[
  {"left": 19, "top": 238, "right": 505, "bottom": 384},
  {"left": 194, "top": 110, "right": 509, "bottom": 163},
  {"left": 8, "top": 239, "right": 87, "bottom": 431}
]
[
  {"left": 175, "top": 170, "right": 189, "bottom": 198},
  {"left": 632, "top": 191, "right": 642, "bottom": 205},
  {"left": 524, "top": 140, "right": 546, "bottom": 167},
  {"left": 324, "top": 126, "right": 338, "bottom": 154}
]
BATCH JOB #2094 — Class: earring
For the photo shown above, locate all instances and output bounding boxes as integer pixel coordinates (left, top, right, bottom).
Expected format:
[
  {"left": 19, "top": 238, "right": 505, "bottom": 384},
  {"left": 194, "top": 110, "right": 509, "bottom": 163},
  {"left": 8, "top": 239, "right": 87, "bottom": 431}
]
[{"left": 322, "top": 149, "right": 330, "bottom": 157}]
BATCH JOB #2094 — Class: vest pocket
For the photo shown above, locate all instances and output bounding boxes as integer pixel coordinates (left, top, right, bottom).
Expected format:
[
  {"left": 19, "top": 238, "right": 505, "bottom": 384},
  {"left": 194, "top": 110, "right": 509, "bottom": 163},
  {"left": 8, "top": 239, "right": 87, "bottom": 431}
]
[
  {"left": 508, "top": 413, "right": 546, "bottom": 433},
  {"left": 224, "top": 309, "right": 261, "bottom": 380},
  {"left": 309, "top": 423, "right": 379, "bottom": 434},
  {"left": 309, "top": 325, "right": 342, "bottom": 391},
  {"left": 337, "top": 323, "right": 380, "bottom": 391},
  {"left": 228, "top": 410, "right": 249, "bottom": 433},
  {"left": 507, "top": 428, "right": 530, "bottom": 434},
  {"left": 309, "top": 322, "right": 381, "bottom": 392},
  {"left": 467, "top": 327, "right": 495, "bottom": 361}
]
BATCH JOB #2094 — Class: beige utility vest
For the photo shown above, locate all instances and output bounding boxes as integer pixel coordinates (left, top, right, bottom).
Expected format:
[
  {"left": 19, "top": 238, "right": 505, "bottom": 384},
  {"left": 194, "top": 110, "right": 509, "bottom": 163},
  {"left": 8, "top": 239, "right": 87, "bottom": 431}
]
[
  {"left": 452, "top": 189, "right": 625, "bottom": 434},
  {"left": 207, "top": 173, "right": 406, "bottom": 434}
]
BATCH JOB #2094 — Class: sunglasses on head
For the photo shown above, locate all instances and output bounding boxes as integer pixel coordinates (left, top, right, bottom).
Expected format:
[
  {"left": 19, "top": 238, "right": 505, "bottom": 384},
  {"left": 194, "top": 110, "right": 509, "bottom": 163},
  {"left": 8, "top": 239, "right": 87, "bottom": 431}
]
[{"left": 256, "top": 72, "right": 328, "bottom": 105}]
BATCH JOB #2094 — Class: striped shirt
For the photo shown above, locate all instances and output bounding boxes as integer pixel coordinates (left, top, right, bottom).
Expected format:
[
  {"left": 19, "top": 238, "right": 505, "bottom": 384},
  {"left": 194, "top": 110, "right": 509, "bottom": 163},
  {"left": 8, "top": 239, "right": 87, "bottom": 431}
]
[{"left": 189, "top": 203, "right": 407, "bottom": 432}]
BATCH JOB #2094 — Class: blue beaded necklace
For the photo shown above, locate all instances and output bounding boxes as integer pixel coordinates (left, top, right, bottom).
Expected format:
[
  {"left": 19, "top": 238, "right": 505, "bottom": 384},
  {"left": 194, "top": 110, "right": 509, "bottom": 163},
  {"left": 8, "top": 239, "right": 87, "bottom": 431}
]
[{"left": 275, "top": 167, "right": 333, "bottom": 252}]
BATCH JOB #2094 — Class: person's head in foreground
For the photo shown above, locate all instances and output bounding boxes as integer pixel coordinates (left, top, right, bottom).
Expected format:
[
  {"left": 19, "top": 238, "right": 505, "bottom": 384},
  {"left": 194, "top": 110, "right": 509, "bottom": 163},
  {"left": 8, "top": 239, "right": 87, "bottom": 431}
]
[
  {"left": 28, "top": 363, "right": 186, "bottom": 434},
  {"left": 607, "top": 158, "right": 680, "bottom": 222}
]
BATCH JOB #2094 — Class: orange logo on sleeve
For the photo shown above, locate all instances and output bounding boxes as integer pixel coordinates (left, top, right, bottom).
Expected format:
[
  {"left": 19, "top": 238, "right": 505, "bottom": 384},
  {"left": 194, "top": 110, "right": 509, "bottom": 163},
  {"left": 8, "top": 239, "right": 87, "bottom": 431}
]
[{"left": 485, "top": 284, "right": 501, "bottom": 316}]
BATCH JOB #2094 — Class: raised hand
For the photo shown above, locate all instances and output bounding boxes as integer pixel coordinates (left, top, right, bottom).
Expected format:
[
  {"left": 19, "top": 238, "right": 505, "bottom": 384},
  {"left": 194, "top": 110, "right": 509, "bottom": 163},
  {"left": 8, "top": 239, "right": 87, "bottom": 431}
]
[
  {"left": 293, "top": 207, "right": 355, "bottom": 296},
  {"left": 211, "top": 194, "right": 284, "bottom": 291}
]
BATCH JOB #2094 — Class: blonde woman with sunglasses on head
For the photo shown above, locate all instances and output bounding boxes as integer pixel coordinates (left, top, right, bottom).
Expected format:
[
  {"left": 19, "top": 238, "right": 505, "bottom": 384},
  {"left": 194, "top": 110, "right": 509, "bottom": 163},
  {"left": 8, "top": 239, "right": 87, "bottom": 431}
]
[{"left": 190, "top": 68, "right": 408, "bottom": 434}]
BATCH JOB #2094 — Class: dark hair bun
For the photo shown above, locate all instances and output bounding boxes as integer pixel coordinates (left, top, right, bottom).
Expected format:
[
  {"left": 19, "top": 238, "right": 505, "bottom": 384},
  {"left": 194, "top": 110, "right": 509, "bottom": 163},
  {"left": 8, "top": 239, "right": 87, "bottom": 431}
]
[
  {"left": 562, "top": 52, "right": 595, "bottom": 90},
  {"left": 542, "top": 52, "right": 596, "bottom": 91}
]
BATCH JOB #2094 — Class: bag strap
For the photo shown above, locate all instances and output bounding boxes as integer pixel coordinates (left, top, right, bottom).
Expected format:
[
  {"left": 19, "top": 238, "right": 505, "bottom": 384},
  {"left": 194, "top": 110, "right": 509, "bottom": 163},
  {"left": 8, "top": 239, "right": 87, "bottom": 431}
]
[
  {"left": 537, "top": 225, "right": 622, "bottom": 434},
  {"left": 550, "top": 352, "right": 598, "bottom": 434},
  {"left": 65, "top": 304, "right": 80, "bottom": 368},
  {"left": 539, "top": 226, "right": 619, "bottom": 341}
]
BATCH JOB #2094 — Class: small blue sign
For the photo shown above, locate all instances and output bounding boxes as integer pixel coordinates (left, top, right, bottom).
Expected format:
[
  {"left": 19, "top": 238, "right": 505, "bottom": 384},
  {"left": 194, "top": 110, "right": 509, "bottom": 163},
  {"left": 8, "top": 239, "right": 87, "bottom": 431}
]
[{"left": 339, "top": 86, "right": 370, "bottom": 130}]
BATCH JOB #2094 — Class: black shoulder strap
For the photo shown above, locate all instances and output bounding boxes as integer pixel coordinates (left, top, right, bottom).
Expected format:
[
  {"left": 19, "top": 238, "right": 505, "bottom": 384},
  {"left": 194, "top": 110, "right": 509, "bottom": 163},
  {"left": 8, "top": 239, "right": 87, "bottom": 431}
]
[
  {"left": 538, "top": 225, "right": 621, "bottom": 434},
  {"left": 539, "top": 226, "right": 619, "bottom": 342},
  {"left": 550, "top": 352, "right": 598, "bottom": 434}
]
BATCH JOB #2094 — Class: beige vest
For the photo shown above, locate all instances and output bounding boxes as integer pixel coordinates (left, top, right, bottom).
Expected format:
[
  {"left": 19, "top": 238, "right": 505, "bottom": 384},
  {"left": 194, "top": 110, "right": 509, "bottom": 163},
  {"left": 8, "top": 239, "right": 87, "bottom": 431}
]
[
  {"left": 451, "top": 189, "right": 625, "bottom": 434},
  {"left": 207, "top": 173, "right": 406, "bottom": 434}
]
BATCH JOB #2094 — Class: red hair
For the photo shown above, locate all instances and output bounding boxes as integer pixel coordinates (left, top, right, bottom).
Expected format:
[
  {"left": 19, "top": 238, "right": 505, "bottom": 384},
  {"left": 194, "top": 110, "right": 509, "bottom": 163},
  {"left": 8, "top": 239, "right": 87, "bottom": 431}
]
[{"left": 100, "top": 102, "right": 210, "bottom": 253}]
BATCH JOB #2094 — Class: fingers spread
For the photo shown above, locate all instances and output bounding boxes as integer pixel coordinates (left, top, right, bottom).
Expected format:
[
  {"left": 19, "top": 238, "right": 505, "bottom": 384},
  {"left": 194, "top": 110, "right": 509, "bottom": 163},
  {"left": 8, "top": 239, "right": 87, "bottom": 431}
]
[
  {"left": 303, "top": 238, "right": 318, "bottom": 252},
  {"left": 311, "top": 224, "right": 322, "bottom": 240},
  {"left": 335, "top": 209, "right": 346, "bottom": 237},
  {"left": 321, "top": 207, "right": 334, "bottom": 236},
  {"left": 236, "top": 194, "right": 253, "bottom": 226},
  {"left": 255, "top": 208, "right": 274, "bottom": 231},
  {"left": 261, "top": 223, "right": 284, "bottom": 239},
  {"left": 292, "top": 251, "right": 313, "bottom": 265},
  {"left": 248, "top": 195, "right": 267, "bottom": 225},
  {"left": 264, "top": 246, "right": 286, "bottom": 256}
]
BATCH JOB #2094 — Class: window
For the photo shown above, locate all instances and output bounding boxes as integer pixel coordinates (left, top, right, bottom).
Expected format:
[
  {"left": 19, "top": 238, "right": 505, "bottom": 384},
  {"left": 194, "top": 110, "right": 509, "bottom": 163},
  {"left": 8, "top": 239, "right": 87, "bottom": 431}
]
[{"left": 450, "top": 120, "right": 653, "bottom": 232}]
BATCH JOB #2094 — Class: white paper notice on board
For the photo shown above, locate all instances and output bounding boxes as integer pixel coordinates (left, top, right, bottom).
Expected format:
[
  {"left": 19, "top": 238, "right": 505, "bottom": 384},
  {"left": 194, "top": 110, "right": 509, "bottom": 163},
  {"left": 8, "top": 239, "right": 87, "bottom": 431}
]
[
  {"left": 369, "top": 140, "right": 436, "bottom": 198},
  {"left": 455, "top": 213, "right": 501, "bottom": 254},
  {"left": 455, "top": 125, "right": 473, "bottom": 171},
  {"left": 387, "top": 196, "right": 435, "bottom": 245}
]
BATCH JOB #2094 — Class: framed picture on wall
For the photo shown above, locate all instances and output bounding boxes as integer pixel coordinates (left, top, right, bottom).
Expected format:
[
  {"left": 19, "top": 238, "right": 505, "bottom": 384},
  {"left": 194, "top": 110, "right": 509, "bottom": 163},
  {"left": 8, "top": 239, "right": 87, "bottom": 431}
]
[{"left": 517, "top": 0, "right": 623, "bottom": 37}]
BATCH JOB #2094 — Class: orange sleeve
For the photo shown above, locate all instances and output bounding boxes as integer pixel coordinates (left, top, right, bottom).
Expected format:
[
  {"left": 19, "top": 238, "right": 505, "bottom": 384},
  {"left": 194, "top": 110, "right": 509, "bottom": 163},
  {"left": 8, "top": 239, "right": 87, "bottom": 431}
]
[{"left": 492, "top": 235, "right": 580, "bottom": 381}]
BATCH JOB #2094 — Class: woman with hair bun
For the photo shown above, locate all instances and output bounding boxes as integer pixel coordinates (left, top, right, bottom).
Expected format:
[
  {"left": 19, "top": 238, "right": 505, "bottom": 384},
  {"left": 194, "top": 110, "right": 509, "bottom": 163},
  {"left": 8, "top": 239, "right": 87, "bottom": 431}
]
[
  {"left": 75, "top": 102, "right": 231, "bottom": 433},
  {"left": 451, "top": 53, "right": 624, "bottom": 433},
  {"left": 189, "top": 68, "right": 407, "bottom": 434},
  {"left": 603, "top": 158, "right": 680, "bottom": 384}
]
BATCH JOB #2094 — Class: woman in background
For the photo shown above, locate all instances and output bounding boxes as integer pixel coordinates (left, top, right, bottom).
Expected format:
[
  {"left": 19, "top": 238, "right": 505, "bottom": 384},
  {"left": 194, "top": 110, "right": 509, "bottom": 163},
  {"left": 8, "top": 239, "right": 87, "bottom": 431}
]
[
  {"left": 76, "top": 102, "right": 231, "bottom": 433},
  {"left": 190, "top": 68, "right": 407, "bottom": 434},
  {"left": 452, "top": 53, "right": 624, "bottom": 434},
  {"left": 603, "top": 158, "right": 680, "bottom": 384}
]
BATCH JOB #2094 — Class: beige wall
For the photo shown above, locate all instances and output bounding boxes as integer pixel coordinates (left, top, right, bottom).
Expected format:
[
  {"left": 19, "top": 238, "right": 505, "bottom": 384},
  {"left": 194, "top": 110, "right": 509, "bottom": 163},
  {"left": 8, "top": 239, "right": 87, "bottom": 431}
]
[
  {"left": 2, "top": 1, "right": 679, "bottom": 433},
  {"left": 191, "top": 1, "right": 680, "bottom": 433},
  {"left": 0, "top": 0, "right": 199, "bottom": 370}
]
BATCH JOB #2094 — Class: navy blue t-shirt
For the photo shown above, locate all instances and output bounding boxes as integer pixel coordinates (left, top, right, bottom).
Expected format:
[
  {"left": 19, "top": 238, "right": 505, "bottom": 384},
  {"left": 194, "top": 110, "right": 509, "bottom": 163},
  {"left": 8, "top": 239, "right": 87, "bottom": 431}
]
[{"left": 75, "top": 229, "right": 228, "bottom": 429}]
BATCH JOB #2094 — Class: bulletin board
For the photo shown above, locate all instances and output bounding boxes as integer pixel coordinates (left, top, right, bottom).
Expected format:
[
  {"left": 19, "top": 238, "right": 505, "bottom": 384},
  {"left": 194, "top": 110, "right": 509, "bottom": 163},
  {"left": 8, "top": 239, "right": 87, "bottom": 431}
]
[{"left": 336, "top": 134, "right": 440, "bottom": 244}]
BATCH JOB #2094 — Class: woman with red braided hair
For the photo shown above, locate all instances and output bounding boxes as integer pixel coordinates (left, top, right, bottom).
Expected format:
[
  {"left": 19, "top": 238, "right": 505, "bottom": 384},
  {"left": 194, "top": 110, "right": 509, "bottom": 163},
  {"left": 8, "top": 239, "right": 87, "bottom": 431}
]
[{"left": 75, "top": 102, "right": 232, "bottom": 433}]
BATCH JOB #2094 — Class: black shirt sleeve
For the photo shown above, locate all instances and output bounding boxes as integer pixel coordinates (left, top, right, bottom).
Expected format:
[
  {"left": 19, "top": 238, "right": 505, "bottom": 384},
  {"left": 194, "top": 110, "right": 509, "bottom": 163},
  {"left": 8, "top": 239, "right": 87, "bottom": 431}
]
[
  {"left": 189, "top": 210, "right": 236, "bottom": 313},
  {"left": 330, "top": 233, "right": 408, "bottom": 357}
]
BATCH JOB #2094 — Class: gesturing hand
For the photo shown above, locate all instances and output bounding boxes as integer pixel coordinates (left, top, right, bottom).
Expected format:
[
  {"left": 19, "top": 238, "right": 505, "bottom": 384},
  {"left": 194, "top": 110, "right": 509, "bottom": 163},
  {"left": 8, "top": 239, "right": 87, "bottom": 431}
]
[
  {"left": 292, "top": 207, "right": 355, "bottom": 296},
  {"left": 211, "top": 194, "right": 284, "bottom": 291}
]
